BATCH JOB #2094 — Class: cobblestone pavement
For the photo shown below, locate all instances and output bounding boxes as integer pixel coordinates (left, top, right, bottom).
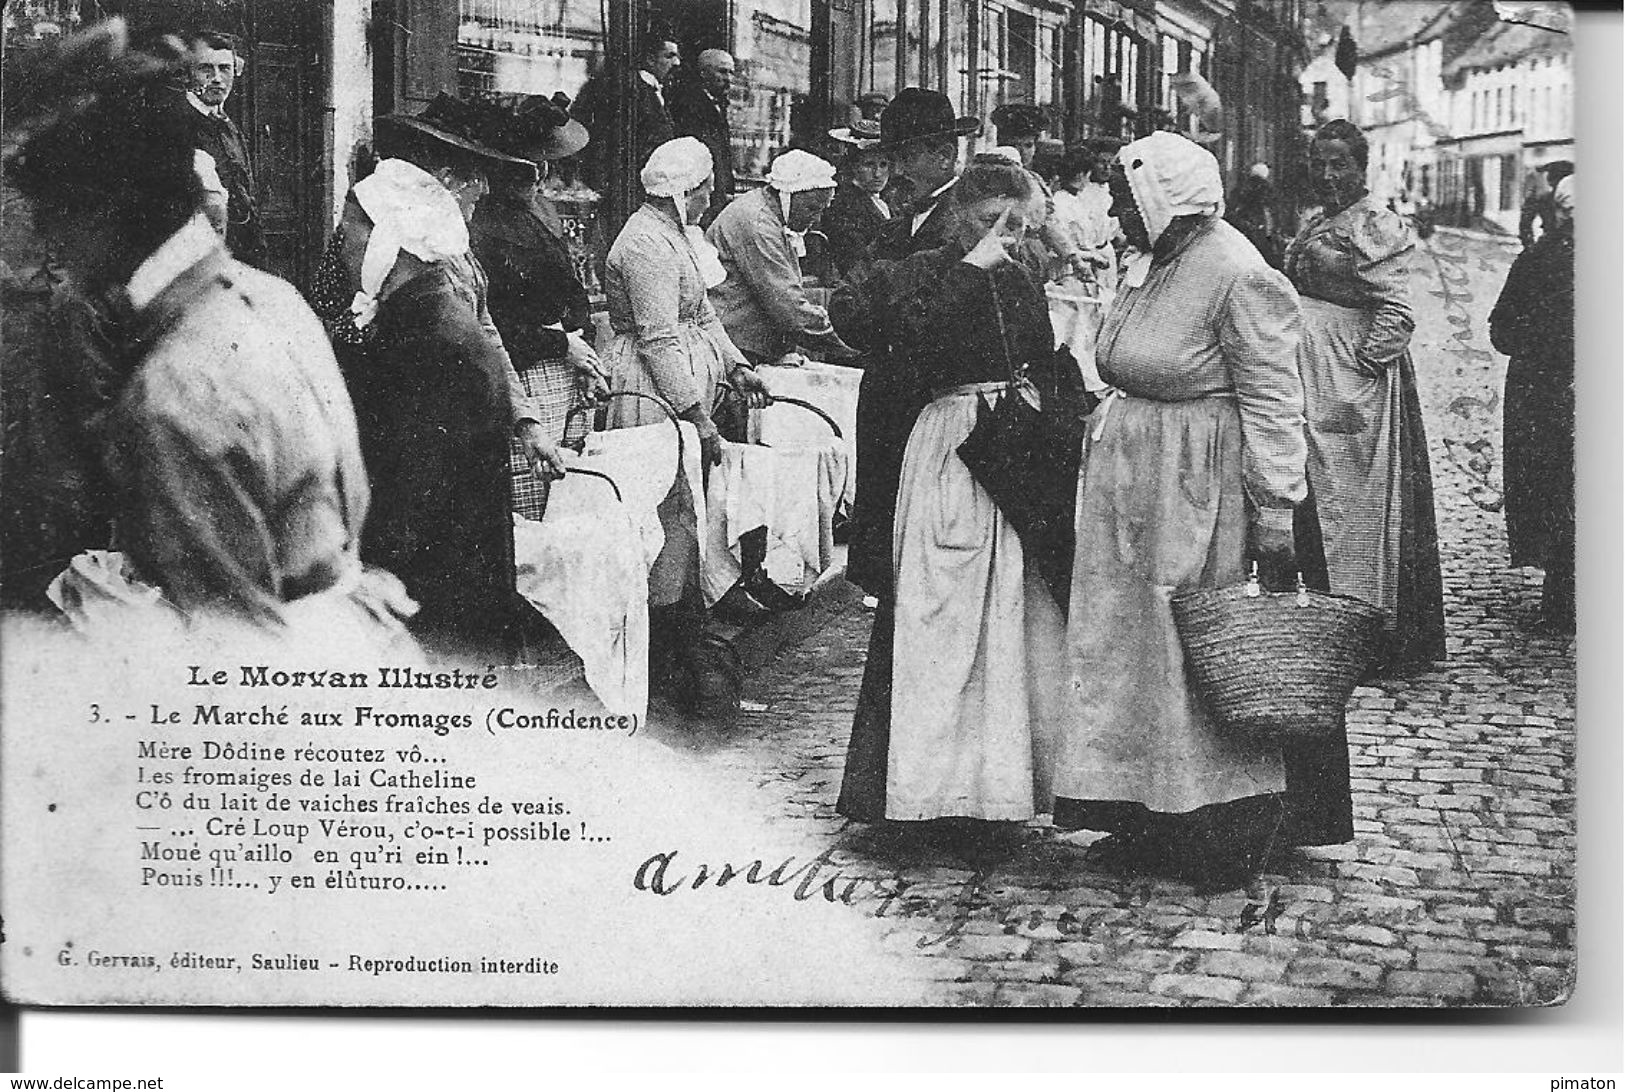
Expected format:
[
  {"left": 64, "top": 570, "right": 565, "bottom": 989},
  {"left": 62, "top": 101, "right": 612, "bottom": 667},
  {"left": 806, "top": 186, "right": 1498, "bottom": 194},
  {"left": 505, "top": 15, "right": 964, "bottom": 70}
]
[{"left": 668, "top": 229, "right": 1576, "bottom": 1008}]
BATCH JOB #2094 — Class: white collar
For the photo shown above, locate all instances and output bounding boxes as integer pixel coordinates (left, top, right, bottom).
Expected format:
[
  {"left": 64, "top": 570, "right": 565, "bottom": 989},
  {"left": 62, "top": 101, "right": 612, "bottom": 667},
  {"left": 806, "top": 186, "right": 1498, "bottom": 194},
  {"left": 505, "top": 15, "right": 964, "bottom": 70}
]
[
  {"left": 127, "top": 214, "right": 221, "bottom": 312},
  {"left": 186, "top": 91, "right": 225, "bottom": 119},
  {"left": 639, "top": 69, "right": 665, "bottom": 100}
]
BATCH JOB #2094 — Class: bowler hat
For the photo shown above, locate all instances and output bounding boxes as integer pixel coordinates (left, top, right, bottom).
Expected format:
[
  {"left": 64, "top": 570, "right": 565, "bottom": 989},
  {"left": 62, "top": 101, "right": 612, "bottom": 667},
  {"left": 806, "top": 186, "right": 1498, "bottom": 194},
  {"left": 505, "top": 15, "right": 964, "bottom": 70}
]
[
  {"left": 878, "top": 88, "right": 979, "bottom": 149},
  {"left": 375, "top": 93, "right": 533, "bottom": 170}
]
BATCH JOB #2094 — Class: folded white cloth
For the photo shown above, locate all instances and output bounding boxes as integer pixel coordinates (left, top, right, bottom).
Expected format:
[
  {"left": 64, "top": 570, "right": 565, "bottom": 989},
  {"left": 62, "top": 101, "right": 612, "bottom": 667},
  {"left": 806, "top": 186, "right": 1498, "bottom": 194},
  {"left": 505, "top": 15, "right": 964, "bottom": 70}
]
[
  {"left": 750, "top": 361, "right": 862, "bottom": 510},
  {"left": 701, "top": 440, "right": 847, "bottom": 606},
  {"left": 513, "top": 508, "right": 649, "bottom": 721}
]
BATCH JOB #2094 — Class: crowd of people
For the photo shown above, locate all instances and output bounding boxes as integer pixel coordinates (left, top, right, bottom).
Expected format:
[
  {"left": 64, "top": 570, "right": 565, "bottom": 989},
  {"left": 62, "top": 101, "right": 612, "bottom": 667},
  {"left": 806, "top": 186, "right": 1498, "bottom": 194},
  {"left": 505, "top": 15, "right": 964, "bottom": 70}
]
[{"left": 0, "top": 22, "right": 1576, "bottom": 895}]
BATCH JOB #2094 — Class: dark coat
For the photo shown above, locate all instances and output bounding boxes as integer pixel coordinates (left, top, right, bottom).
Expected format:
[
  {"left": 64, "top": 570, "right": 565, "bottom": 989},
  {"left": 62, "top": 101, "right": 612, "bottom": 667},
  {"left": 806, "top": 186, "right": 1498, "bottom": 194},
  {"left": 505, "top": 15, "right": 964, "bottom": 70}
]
[
  {"left": 311, "top": 199, "right": 520, "bottom": 656},
  {"left": 668, "top": 78, "right": 734, "bottom": 222},
  {"left": 834, "top": 181, "right": 957, "bottom": 597},
  {"left": 469, "top": 191, "right": 592, "bottom": 365},
  {"left": 572, "top": 71, "right": 675, "bottom": 194},
  {"left": 156, "top": 88, "right": 266, "bottom": 268},
  {"left": 820, "top": 183, "right": 893, "bottom": 277},
  {"left": 1491, "top": 223, "right": 1574, "bottom": 570}
]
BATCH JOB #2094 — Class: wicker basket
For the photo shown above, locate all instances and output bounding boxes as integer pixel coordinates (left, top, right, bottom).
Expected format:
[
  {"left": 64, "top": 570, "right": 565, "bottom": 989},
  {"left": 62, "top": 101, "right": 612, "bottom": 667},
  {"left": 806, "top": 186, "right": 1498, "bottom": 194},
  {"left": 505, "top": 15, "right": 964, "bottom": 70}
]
[{"left": 1170, "top": 570, "right": 1386, "bottom": 743}]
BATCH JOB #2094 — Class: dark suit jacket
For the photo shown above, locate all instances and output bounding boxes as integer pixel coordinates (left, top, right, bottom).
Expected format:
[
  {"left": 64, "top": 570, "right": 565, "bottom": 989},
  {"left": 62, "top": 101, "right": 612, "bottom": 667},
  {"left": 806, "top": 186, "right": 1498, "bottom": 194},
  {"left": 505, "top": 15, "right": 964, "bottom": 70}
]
[
  {"left": 156, "top": 88, "right": 266, "bottom": 267},
  {"left": 821, "top": 183, "right": 892, "bottom": 276},
  {"left": 668, "top": 79, "right": 734, "bottom": 221},
  {"left": 571, "top": 71, "right": 675, "bottom": 192},
  {"left": 837, "top": 179, "right": 957, "bottom": 596}
]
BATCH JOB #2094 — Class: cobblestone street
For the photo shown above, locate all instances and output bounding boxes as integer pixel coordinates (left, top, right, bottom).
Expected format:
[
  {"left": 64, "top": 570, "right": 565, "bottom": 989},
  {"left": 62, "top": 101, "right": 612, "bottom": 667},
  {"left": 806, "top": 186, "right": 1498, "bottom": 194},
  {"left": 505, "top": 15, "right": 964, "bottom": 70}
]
[{"left": 658, "top": 227, "right": 1577, "bottom": 1008}]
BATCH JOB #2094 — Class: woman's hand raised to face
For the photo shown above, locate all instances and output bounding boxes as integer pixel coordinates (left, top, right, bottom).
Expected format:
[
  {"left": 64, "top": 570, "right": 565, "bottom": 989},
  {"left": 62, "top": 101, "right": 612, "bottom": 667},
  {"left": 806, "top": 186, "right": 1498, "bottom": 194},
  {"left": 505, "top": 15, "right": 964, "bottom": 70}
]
[{"left": 961, "top": 205, "right": 1015, "bottom": 271}]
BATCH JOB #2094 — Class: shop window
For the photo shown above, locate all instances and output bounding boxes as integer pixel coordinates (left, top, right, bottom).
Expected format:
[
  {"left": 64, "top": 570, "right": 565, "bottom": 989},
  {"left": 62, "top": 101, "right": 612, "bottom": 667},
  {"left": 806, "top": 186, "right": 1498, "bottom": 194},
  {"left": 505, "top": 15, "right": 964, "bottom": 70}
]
[
  {"left": 730, "top": 0, "right": 813, "bottom": 184},
  {"left": 864, "top": 0, "right": 900, "bottom": 98},
  {"left": 456, "top": 0, "right": 609, "bottom": 296},
  {"left": 1498, "top": 153, "right": 1517, "bottom": 211}
]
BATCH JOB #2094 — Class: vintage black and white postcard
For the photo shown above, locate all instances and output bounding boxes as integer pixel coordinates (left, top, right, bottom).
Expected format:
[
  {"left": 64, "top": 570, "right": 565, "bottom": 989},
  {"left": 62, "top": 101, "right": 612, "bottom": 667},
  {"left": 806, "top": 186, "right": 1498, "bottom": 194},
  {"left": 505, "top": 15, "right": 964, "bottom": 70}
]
[{"left": 0, "top": 0, "right": 1584, "bottom": 1012}]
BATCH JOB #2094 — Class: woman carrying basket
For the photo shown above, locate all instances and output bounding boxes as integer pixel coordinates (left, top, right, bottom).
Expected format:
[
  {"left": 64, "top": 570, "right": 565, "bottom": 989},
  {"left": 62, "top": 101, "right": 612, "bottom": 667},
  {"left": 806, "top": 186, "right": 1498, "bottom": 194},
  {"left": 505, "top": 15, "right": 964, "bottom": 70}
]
[
  {"left": 600, "top": 137, "right": 769, "bottom": 707},
  {"left": 1051, "top": 132, "right": 1329, "bottom": 888},
  {"left": 468, "top": 94, "right": 609, "bottom": 456}
]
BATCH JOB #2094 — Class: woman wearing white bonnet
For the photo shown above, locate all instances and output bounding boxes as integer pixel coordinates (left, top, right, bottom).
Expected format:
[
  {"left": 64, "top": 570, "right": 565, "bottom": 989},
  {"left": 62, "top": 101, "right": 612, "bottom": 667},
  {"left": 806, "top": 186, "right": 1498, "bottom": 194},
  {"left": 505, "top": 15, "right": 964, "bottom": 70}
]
[
  {"left": 602, "top": 136, "right": 767, "bottom": 453},
  {"left": 1052, "top": 130, "right": 1317, "bottom": 889},
  {"left": 600, "top": 136, "right": 768, "bottom": 709},
  {"left": 706, "top": 148, "right": 852, "bottom": 366}
]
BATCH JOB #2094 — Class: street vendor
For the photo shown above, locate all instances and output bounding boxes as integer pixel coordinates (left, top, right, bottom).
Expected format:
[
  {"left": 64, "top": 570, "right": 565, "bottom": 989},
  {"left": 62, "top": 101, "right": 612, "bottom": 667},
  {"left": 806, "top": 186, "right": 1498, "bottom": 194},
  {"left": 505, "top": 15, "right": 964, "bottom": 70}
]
[{"left": 706, "top": 149, "right": 853, "bottom": 367}]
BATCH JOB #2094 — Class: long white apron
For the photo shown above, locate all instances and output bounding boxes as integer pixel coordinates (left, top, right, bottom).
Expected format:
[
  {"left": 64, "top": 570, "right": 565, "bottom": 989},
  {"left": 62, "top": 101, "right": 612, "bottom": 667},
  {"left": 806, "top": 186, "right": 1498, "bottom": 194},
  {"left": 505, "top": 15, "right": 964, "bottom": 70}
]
[
  {"left": 887, "top": 385, "right": 1067, "bottom": 821},
  {"left": 1055, "top": 394, "right": 1284, "bottom": 814}
]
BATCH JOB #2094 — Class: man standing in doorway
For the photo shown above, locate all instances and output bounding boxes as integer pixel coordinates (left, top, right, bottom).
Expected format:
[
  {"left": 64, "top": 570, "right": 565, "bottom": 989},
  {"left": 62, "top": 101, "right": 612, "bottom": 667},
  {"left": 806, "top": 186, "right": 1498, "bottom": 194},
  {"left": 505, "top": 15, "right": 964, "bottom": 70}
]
[
  {"left": 573, "top": 33, "right": 680, "bottom": 192},
  {"left": 156, "top": 29, "right": 266, "bottom": 268},
  {"left": 670, "top": 48, "right": 736, "bottom": 225}
]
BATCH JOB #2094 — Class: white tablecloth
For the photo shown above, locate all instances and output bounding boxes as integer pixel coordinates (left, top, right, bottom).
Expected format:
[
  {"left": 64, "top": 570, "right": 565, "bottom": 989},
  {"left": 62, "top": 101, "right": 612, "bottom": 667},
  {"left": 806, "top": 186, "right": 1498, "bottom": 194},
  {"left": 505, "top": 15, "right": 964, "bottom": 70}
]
[{"left": 749, "top": 360, "right": 863, "bottom": 511}]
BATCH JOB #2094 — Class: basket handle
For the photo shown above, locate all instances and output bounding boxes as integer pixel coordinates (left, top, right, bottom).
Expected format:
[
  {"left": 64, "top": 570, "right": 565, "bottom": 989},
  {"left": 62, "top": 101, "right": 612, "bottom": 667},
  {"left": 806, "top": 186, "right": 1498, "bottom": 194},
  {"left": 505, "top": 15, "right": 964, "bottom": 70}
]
[
  {"left": 759, "top": 394, "right": 842, "bottom": 439},
  {"left": 714, "top": 383, "right": 843, "bottom": 440},
  {"left": 564, "top": 390, "right": 685, "bottom": 473},
  {"left": 562, "top": 466, "right": 623, "bottom": 505},
  {"left": 1246, "top": 563, "right": 1312, "bottom": 607}
]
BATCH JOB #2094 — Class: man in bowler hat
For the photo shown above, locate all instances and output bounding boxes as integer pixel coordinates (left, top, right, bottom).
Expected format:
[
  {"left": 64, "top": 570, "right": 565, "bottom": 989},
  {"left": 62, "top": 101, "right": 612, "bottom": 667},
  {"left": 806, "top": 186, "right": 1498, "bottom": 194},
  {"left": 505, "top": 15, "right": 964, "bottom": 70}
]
[{"left": 830, "top": 89, "right": 979, "bottom": 820}]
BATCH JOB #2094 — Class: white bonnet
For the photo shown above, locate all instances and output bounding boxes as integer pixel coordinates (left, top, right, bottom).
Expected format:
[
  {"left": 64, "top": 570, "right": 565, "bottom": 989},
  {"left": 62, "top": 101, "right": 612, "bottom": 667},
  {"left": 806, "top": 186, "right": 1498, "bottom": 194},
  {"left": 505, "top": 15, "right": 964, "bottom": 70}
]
[
  {"left": 641, "top": 136, "right": 714, "bottom": 198},
  {"left": 767, "top": 149, "right": 837, "bottom": 193},
  {"left": 1553, "top": 175, "right": 1574, "bottom": 213},
  {"left": 1118, "top": 130, "right": 1224, "bottom": 246}
]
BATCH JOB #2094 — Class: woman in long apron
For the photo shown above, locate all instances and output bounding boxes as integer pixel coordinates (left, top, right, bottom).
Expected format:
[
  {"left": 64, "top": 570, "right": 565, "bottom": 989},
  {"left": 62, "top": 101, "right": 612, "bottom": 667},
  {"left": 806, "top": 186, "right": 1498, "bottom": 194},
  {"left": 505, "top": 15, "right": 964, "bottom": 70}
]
[
  {"left": 1283, "top": 119, "right": 1446, "bottom": 675},
  {"left": 833, "top": 157, "right": 1067, "bottom": 828},
  {"left": 1051, "top": 132, "right": 1315, "bottom": 887},
  {"left": 599, "top": 138, "right": 769, "bottom": 703}
]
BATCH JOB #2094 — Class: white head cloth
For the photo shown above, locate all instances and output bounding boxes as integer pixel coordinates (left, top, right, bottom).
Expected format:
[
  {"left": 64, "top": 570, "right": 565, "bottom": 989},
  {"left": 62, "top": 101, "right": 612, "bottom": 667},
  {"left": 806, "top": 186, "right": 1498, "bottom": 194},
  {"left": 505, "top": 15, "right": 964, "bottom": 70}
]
[
  {"left": 641, "top": 136, "right": 714, "bottom": 203},
  {"left": 766, "top": 149, "right": 836, "bottom": 255},
  {"left": 1116, "top": 131, "right": 1224, "bottom": 288},
  {"left": 349, "top": 158, "right": 471, "bottom": 330},
  {"left": 1553, "top": 175, "right": 1574, "bottom": 213},
  {"left": 1118, "top": 130, "right": 1224, "bottom": 247},
  {"left": 767, "top": 149, "right": 836, "bottom": 194}
]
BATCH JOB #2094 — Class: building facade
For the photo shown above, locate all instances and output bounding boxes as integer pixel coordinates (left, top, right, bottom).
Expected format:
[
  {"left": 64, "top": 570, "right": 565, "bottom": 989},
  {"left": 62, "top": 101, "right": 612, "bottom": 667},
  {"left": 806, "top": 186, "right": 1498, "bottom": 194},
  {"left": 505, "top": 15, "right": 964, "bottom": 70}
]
[{"left": 1297, "top": 0, "right": 1571, "bottom": 233}]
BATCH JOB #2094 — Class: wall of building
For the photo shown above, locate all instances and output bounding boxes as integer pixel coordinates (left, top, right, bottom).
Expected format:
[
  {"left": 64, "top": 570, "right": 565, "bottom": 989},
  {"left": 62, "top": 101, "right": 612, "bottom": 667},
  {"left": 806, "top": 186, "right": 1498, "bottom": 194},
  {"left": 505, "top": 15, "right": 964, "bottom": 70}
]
[{"left": 329, "top": 0, "right": 374, "bottom": 229}]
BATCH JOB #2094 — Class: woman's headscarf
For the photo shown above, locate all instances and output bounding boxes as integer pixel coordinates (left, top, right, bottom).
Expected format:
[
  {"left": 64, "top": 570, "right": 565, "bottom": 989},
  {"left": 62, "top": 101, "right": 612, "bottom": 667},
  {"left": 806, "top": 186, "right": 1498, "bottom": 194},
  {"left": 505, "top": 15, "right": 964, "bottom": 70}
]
[
  {"left": 1553, "top": 175, "right": 1574, "bottom": 215},
  {"left": 641, "top": 136, "right": 713, "bottom": 209},
  {"left": 348, "top": 157, "right": 472, "bottom": 330},
  {"left": 640, "top": 136, "right": 724, "bottom": 286},
  {"left": 766, "top": 149, "right": 836, "bottom": 256},
  {"left": 1117, "top": 130, "right": 1224, "bottom": 248}
]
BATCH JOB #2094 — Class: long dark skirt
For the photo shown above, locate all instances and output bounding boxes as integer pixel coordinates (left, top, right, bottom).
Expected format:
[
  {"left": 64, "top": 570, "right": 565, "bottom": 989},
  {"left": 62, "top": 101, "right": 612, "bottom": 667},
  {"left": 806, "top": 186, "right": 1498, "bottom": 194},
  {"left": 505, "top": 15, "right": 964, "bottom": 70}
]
[
  {"left": 836, "top": 597, "right": 894, "bottom": 821},
  {"left": 1503, "top": 352, "right": 1575, "bottom": 571},
  {"left": 848, "top": 369, "right": 926, "bottom": 599},
  {"left": 1382, "top": 356, "right": 1448, "bottom": 671}
]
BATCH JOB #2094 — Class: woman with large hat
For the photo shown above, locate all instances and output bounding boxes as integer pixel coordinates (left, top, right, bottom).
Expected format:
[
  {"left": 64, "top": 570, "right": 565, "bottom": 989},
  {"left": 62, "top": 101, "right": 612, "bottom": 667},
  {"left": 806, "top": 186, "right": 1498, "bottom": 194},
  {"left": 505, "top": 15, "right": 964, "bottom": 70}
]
[
  {"left": 308, "top": 93, "right": 567, "bottom": 659},
  {"left": 821, "top": 118, "right": 894, "bottom": 277},
  {"left": 467, "top": 93, "right": 608, "bottom": 502}
]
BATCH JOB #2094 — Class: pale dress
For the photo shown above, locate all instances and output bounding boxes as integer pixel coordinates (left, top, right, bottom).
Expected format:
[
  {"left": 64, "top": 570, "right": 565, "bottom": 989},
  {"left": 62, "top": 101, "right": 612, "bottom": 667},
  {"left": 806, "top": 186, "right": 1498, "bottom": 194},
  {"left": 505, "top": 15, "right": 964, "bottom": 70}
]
[{"left": 1056, "top": 217, "right": 1307, "bottom": 816}]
